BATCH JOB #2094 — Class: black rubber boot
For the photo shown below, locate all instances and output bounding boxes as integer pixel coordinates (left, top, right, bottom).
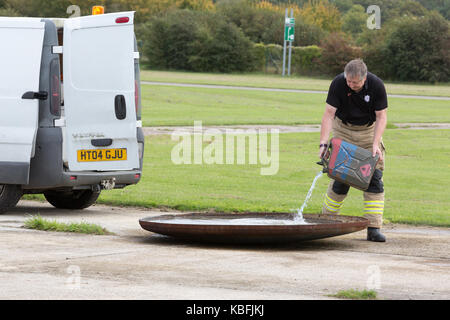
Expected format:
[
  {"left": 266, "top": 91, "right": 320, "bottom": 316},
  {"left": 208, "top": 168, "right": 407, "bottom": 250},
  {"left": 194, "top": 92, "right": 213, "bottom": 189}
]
[{"left": 367, "top": 227, "right": 386, "bottom": 242}]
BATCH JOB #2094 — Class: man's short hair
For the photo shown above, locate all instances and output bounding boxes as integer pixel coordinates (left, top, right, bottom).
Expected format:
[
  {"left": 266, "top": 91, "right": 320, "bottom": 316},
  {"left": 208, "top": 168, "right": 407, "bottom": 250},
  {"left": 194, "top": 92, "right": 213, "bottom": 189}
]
[{"left": 344, "top": 59, "right": 367, "bottom": 80}]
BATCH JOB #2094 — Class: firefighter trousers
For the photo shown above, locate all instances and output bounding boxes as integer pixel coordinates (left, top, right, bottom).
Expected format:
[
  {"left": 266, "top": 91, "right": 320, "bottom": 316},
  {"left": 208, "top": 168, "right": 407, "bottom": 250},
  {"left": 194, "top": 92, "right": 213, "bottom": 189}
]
[{"left": 322, "top": 118, "right": 386, "bottom": 228}]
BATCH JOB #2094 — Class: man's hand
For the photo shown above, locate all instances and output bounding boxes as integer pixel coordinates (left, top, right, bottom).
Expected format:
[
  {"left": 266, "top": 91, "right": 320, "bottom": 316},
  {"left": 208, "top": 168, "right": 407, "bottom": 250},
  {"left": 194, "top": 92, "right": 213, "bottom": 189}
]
[
  {"left": 372, "top": 109, "right": 387, "bottom": 162},
  {"left": 319, "top": 145, "right": 327, "bottom": 159},
  {"left": 372, "top": 143, "right": 383, "bottom": 161}
]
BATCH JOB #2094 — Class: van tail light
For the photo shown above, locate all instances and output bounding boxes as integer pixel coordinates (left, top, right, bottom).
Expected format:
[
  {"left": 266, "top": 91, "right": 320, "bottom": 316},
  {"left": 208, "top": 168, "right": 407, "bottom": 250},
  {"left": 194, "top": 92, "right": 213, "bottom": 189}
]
[
  {"left": 135, "top": 80, "right": 139, "bottom": 115},
  {"left": 50, "top": 59, "right": 61, "bottom": 117},
  {"left": 134, "top": 51, "right": 142, "bottom": 120},
  {"left": 134, "top": 78, "right": 141, "bottom": 120},
  {"left": 116, "top": 17, "right": 129, "bottom": 24}
]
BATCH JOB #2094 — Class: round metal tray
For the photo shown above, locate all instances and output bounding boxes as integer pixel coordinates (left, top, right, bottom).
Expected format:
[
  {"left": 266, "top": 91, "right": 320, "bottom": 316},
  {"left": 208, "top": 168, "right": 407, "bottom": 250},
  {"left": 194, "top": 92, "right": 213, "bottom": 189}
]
[{"left": 139, "top": 212, "right": 369, "bottom": 244}]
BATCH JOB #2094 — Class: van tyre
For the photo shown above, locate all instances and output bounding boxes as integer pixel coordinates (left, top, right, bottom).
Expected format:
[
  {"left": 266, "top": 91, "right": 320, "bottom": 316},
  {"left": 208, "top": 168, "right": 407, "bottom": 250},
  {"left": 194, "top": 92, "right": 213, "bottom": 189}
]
[
  {"left": 0, "top": 185, "right": 23, "bottom": 214},
  {"left": 44, "top": 189, "right": 101, "bottom": 210}
]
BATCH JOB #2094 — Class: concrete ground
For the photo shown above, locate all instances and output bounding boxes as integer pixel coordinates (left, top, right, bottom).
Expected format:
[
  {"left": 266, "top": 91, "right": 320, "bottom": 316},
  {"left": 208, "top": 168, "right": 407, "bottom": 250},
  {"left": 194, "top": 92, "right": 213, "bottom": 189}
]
[
  {"left": 0, "top": 200, "right": 449, "bottom": 300},
  {"left": 142, "top": 123, "right": 450, "bottom": 136}
]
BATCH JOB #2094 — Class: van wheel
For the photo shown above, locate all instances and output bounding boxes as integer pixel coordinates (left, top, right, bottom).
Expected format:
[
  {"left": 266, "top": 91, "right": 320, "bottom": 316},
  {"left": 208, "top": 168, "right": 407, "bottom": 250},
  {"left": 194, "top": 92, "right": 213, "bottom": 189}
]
[
  {"left": 0, "top": 185, "right": 23, "bottom": 214},
  {"left": 44, "top": 189, "right": 101, "bottom": 210}
]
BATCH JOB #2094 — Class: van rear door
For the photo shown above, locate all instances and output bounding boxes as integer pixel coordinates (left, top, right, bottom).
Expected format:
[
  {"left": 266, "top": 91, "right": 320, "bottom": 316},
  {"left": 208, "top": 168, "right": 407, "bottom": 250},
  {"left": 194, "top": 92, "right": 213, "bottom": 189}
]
[
  {"left": 0, "top": 18, "right": 45, "bottom": 184},
  {"left": 63, "top": 12, "right": 139, "bottom": 171}
]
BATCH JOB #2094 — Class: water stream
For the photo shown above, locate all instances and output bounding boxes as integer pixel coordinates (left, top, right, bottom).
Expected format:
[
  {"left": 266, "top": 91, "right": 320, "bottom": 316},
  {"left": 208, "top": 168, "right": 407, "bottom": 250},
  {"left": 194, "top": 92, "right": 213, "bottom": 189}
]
[{"left": 293, "top": 171, "right": 324, "bottom": 223}]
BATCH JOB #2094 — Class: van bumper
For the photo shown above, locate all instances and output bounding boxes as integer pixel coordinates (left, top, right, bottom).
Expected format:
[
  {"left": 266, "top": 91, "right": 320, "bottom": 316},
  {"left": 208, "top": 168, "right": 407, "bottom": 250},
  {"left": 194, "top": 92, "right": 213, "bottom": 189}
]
[
  {"left": 60, "top": 170, "right": 142, "bottom": 189},
  {"left": 23, "top": 169, "right": 142, "bottom": 191}
]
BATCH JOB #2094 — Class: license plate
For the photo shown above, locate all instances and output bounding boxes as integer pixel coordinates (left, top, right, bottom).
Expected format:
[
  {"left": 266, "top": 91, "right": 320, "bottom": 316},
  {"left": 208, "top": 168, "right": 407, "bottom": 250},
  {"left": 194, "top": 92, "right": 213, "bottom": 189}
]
[{"left": 77, "top": 148, "right": 127, "bottom": 162}]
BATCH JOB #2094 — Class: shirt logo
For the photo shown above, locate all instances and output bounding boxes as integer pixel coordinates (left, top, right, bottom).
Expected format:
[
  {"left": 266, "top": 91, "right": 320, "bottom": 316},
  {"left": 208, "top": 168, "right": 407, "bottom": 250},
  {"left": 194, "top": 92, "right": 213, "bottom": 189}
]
[{"left": 364, "top": 95, "right": 370, "bottom": 102}]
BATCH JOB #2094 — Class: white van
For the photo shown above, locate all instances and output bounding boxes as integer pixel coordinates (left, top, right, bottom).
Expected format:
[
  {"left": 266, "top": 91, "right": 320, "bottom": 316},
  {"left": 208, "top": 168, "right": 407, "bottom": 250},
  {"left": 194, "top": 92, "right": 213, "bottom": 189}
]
[{"left": 0, "top": 11, "right": 144, "bottom": 213}]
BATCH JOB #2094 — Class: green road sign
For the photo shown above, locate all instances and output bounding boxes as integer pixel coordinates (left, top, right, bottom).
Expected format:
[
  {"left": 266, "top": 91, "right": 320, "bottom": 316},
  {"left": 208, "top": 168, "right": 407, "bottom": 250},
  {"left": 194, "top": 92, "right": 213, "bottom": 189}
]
[
  {"left": 284, "top": 26, "right": 294, "bottom": 41},
  {"left": 285, "top": 18, "right": 295, "bottom": 25}
]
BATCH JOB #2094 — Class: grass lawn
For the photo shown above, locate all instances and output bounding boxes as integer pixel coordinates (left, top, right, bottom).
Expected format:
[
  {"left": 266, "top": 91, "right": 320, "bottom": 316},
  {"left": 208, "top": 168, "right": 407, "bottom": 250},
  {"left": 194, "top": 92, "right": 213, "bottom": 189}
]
[
  {"left": 141, "top": 84, "right": 450, "bottom": 126},
  {"left": 24, "top": 215, "right": 112, "bottom": 235},
  {"left": 98, "top": 129, "right": 450, "bottom": 227},
  {"left": 329, "top": 289, "right": 378, "bottom": 300},
  {"left": 140, "top": 70, "right": 450, "bottom": 97}
]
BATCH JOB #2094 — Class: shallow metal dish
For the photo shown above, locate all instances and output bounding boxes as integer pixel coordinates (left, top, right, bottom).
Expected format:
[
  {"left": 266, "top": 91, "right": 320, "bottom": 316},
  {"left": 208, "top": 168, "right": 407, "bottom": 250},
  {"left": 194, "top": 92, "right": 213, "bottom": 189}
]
[{"left": 139, "top": 212, "right": 369, "bottom": 244}]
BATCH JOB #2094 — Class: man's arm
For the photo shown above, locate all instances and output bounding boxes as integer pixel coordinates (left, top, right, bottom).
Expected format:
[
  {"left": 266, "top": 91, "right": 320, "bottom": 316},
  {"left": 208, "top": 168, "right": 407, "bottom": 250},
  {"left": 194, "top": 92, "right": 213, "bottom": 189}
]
[
  {"left": 319, "top": 103, "right": 337, "bottom": 158},
  {"left": 372, "top": 108, "right": 387, "bottom": 160}
]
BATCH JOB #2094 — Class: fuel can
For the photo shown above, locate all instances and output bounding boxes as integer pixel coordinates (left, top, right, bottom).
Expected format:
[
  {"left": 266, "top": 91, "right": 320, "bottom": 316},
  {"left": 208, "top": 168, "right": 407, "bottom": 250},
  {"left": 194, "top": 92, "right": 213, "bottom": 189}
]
[{"left": 318, "top": 138, "right": 379, "bottom": 191}]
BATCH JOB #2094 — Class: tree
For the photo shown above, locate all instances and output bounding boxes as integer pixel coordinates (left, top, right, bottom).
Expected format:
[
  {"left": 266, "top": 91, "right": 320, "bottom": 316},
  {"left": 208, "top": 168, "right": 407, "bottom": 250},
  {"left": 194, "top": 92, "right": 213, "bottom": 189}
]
[
  {"left": 299, "top": 0, "right": 342, "bottom": 32},
  {"left": 317, "top": 32, "right": 362, "bottom": 76},
  {"left": 293, "top": 18, "right": 326, "bottom": 46},
  {"left": 383, "top": 13, "right": 450, "bottom": 82},
  {"left": 0, "top": 6, "right": 21, "bottom": 16},
  {"left": 329, "top": 0, "right": 353, "bottom": 13},
  {"left": 141, "top": 9, "right": 255, "bottom": 72},
  {"left": 416, "top": 0, "right": 450, "bottom": 19},
  {"left": 360, "top": 28, "right": 391, "bottom": 79},
  {"left": 342, "top": 4, "right": 367, "bottom": 38},
  {"left": 142, "top": 9, "right": 200, "bottom": 70},
  {"left": 175, "top": 0, "right": 214, "bottom": 10},
  {"left": 189, "top": 17, "right": 256, "bottom": 72},
  {"left": 116, "top": 0, "right": 214, "bottom": 23},
  {"left": 140, "top": 19, "right": 170, "bottom": 69},
  {"left": 216, "top": 0, "right": 285, "bottom": 45},
  {"left": 352, "top": 0, "right": 428, "bottom": 23}
]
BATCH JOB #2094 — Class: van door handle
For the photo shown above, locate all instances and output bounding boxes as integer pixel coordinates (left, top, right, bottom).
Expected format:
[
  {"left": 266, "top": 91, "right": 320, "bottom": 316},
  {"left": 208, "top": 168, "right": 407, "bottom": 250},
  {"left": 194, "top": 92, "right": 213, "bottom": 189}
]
[
  {"left": 91, "top": 139, "right": 113, "bottom": 147},
  {"left": 114, "top": 95, "right": 126, "bottom": 120},
  {"left": 22, "top": 91, "right": 48, "bottom": 100}
]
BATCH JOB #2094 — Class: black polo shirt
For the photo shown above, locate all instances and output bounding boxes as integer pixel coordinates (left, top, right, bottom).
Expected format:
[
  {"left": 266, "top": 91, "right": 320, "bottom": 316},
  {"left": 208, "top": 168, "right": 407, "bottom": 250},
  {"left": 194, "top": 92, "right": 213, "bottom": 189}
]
[{"left": 326, "top": 72, "right": 388, "bottom": 126}]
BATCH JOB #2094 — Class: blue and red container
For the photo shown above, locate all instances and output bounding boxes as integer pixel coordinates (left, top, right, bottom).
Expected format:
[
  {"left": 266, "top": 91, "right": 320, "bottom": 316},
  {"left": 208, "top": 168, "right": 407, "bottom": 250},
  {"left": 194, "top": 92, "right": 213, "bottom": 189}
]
[{"left": 318, "top": 138, "right": 380, "bottom": 191}]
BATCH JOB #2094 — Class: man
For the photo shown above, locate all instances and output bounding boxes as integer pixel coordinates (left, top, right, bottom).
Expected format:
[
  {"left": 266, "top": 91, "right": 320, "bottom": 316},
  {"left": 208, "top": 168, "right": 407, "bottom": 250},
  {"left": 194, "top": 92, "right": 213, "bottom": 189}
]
[{"left": 319, "top": 59, "right": 388, "bottom": 242}]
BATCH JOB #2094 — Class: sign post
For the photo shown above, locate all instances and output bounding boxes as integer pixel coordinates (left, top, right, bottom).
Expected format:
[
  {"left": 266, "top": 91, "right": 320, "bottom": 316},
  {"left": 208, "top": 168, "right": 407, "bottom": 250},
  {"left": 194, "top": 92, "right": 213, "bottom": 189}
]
[
  {"left": 282, "top": 10, "right": 295, "bottom": 76},
  {"left": 282, "top": 9, "right": 287, "bottom": 76}
]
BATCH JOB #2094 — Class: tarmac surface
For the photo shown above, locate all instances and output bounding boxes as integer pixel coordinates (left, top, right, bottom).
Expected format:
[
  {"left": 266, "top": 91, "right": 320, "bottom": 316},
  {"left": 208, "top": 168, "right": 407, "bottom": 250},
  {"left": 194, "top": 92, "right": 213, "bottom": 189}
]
[
  {"left": 142, "top": 123, "right": 450, "bottom": 136},
  {"left": 0, "top": 200, "right": 449, "bottom": 300}
]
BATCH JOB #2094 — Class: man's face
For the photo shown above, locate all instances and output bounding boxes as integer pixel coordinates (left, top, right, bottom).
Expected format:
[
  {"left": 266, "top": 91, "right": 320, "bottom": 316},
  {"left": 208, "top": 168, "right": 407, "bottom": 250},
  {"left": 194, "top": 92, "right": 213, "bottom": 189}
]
[{"left": 346, "top": 75, "right": 366, "bottom": 92}]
